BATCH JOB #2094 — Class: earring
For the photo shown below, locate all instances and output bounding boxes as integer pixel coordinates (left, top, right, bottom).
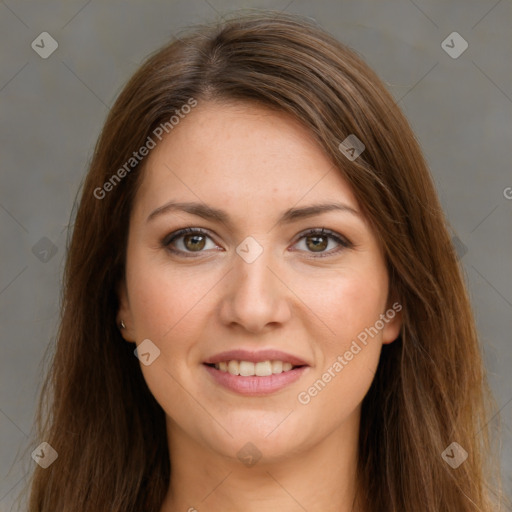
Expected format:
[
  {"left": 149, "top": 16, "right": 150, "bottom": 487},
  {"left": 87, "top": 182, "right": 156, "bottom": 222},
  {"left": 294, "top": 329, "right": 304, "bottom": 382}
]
[{"left": 119, "top": 320, "right": 126, "bottom": 329}]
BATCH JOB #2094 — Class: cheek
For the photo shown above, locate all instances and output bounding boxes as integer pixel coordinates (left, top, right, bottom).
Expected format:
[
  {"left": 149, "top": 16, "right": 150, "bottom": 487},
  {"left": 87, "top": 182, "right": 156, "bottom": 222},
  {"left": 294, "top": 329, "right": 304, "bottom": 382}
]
[
  {"left": 299, "top": 264, "right": 389, "bottom": 344},
  {"left": 125, "top": 256, "right": 212, "bottom": 418},
  {"left": 126, "top": 251, "right": 216, "bottom": 342},
  {"left": 294, "top": 266, "right": 388, "bottom": 409}
]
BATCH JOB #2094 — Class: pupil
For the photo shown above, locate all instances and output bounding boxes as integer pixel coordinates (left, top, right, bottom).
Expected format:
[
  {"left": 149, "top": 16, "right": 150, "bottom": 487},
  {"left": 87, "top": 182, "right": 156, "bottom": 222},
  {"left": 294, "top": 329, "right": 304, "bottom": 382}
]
[
  {"left": 307, "top": 236, "right": 327, "bottom": 252},
  {"left": 185, "top": 234, "right": 205, "bottom": 251}
]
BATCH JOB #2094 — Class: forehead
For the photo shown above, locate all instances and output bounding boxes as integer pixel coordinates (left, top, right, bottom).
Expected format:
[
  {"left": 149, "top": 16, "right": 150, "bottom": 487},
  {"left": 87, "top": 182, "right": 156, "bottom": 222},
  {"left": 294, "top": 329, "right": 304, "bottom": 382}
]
[{"left": 133, "top": 100, "right": 359, "bottom": 219}]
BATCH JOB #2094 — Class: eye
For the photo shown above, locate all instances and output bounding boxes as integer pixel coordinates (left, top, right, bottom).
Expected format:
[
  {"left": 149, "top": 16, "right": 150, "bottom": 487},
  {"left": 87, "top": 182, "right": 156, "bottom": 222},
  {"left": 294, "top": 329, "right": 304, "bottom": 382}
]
[
  {"left": 162, "top": 227, "right": 352, "bottom": 258},
  {"left": 162, "top": 228, "right": 219, "bottom": 257},
  {"left": 292, "top": 228, "right": 352, "bottom": 258}
]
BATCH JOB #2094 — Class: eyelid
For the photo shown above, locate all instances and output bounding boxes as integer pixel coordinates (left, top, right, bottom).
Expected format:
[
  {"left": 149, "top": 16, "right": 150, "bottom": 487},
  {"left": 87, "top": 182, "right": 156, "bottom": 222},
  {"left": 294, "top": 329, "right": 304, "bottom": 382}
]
[
  {"left": 161, "top": 227, "right": 217, "bottom": 247},
  {"left": 289, "top": 227, "right": 353, "bottom": 258},
  {"left": 293, "top": 227, "right": 352, "bottom": 247},
  {"left": 161, "top": 226, "right": 353, "bottom": 257},
  {"left": 161, "top": 227, "right": 223, "bottom": 257}
]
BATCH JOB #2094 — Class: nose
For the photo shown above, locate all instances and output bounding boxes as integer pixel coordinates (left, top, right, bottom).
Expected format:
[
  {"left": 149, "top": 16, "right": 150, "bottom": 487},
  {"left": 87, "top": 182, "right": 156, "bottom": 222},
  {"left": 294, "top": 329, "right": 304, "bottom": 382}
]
[{"left": 218, "top": 244, "right": 292, "bottom": 334}]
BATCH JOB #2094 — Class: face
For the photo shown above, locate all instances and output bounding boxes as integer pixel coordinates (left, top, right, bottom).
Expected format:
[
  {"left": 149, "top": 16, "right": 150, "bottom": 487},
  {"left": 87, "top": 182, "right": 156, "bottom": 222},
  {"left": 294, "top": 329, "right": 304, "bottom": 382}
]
[{"left": 117, "top": 100, "right": 402, "bottom": 464}]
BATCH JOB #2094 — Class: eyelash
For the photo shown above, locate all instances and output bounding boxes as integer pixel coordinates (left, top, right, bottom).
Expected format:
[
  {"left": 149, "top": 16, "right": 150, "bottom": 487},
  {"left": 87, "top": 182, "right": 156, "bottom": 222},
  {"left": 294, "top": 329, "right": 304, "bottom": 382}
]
[{"left": 161, "top": 227, "right": 353, "bottom": 259}]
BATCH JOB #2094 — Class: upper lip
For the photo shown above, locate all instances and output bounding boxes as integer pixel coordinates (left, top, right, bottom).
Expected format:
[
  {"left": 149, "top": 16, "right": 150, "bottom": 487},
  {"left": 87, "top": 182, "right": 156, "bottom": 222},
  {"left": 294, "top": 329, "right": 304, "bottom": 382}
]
[{"left": 203, "top": 349, "right": 309, "bottom": 366}]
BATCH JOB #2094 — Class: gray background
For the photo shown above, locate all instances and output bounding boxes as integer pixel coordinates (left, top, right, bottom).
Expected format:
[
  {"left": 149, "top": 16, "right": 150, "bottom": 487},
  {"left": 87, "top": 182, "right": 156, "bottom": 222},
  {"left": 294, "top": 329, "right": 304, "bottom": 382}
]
[{"left": 1, "top": 0, "right": 511, "bottom": 510}]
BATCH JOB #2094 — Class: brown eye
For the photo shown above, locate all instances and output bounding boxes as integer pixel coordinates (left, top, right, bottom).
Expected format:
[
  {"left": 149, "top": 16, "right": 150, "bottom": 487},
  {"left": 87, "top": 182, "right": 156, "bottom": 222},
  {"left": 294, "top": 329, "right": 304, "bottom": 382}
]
[
  {"left": 183, "top": 234, "right": 206, "bottom": 251},
  {"left": 163, "top": 228, "right": 218, "bottom": 256},
  {"left": 163, "top": 227, "right": 351, "bottom": 259},
  {"left": 293, "top": 228, "right": 352, "bottom": 258},
  {"left": 305, "top": 235, "right": 328, "bottom": 252}
]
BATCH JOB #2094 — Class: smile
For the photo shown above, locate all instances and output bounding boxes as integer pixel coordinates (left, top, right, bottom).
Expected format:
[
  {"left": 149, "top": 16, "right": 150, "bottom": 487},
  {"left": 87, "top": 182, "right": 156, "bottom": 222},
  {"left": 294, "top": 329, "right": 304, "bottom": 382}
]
[
  {"left": 203, "top": 349, "right": 310, "bottom": 395},
  {"left": 210, "top": 360, "right": 298, "bottom": 376},
  {"left": 203, "top": 362, "right": 308, "bottom": 395}
]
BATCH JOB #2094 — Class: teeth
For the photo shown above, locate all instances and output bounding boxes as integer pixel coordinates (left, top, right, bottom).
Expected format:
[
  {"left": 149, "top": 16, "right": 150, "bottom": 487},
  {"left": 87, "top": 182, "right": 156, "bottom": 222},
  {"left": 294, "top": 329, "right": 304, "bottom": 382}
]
[
  {"left": 239, "top": 361, "right": 254, "bottom": 376},
  {"left": 255, "top": 361, "right": 272, "bottom": 376},
  {"left": 214, "top": 360, "right": 298, "bottom": 376},
  {"left": 282, "top": 362, "right": 292, "bottom": 372},
  {"left": 271, "top": 360, "right": 283, "bottom": 374},
  {"left": 227, "top": 360, "right": 239, "bottom": 375}
]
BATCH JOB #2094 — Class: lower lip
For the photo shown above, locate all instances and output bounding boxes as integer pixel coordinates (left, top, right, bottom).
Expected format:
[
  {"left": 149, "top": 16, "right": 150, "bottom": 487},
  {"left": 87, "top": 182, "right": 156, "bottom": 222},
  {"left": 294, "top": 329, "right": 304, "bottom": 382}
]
[{"left": 203, "top": 364, "right": 308, "bottom": 396}]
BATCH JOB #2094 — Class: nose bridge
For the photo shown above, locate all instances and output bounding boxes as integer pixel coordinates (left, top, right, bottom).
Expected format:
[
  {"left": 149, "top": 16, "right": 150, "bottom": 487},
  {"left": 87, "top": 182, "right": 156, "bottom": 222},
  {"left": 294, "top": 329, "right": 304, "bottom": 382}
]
[
  {"left": 235, "top": 247, "right": 273, "bottom": 295},
  {"left": 219, "top": 237, "right": 290, "bottom": 331}
]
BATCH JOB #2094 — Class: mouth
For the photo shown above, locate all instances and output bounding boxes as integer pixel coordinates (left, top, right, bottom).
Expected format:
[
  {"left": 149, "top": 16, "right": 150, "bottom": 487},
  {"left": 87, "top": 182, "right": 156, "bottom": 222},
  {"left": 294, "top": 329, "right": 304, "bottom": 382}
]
[{"left": 202, "top": 350, "right": 310, "bottom": 395}]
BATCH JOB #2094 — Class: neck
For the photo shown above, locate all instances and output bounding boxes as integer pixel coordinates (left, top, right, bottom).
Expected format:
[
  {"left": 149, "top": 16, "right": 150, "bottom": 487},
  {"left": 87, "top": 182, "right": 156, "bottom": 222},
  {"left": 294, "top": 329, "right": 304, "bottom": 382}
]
[{"left": 160, "top": 411, "right": 364, "bottom": 512}]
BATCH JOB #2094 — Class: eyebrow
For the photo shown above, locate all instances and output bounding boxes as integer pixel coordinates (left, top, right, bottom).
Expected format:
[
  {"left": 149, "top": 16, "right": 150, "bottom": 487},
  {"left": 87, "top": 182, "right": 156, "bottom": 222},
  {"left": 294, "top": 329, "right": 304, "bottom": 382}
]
[
  {"left": 146, "top": 200, "right": 360, "bottom": 227},
  {"left": 146, "top": 201, "right": 360, "bottom": 227}
]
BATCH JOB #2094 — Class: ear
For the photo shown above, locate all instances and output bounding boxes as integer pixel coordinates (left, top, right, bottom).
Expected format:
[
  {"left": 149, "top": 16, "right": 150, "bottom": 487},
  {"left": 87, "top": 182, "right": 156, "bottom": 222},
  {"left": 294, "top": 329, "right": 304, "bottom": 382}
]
[
  {"left": 116, "top": 279, "right": 136, "bottom": 343},
  {"left": 381, "top": 298, "right": 403, "bottom": 345}
]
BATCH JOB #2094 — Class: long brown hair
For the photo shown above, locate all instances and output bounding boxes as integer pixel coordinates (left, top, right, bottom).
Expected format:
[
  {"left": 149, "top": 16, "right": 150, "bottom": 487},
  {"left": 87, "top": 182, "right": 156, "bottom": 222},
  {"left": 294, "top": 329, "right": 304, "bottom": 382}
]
[{"left": 24, "top": 10, "right": 505, "bottom": 511}]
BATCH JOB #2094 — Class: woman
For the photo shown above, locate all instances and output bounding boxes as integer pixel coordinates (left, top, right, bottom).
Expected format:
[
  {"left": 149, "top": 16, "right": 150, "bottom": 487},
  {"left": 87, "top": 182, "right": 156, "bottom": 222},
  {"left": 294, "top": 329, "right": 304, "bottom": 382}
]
[{"left": 26, "top": 10, "right": 505, "bottom": 512}]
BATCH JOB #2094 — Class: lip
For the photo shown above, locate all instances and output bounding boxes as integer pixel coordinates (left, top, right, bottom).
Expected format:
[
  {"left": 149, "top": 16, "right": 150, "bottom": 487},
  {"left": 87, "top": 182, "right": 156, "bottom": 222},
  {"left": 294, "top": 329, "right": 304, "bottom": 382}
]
[
  {"left": 203, "top": 364, "right": 309, "bottom": 396},
  {"left": 203, "top": 349, "right": 309, "bottom": 366}
]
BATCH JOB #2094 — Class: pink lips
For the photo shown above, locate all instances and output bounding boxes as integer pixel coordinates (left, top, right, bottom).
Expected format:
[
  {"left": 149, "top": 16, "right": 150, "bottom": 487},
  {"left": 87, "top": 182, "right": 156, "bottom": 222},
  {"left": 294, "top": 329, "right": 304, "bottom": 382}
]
[{"left": 203, "top": 349, "right": 310, "bottom": 396}]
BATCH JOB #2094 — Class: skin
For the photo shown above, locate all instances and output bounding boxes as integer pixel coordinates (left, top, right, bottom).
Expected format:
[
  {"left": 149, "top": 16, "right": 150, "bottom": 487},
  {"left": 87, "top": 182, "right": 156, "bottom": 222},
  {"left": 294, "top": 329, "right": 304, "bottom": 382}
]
[{"left": 117, "top": 100, "right": 402, "bottom": 512}]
